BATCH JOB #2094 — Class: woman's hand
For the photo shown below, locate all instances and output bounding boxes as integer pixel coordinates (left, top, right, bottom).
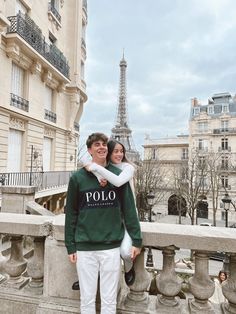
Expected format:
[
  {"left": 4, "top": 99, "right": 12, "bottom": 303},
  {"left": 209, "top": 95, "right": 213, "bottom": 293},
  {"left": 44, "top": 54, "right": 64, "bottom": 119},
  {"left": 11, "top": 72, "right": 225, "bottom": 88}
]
[
  {"left": 68, "top": 253, "right": 77, "bottom": 263},
  {"left": 131, "top": 246, "right": 141, "bottom": 261},
  {"left": 100, "top": 179, "right": 107, "bottom": 187}
]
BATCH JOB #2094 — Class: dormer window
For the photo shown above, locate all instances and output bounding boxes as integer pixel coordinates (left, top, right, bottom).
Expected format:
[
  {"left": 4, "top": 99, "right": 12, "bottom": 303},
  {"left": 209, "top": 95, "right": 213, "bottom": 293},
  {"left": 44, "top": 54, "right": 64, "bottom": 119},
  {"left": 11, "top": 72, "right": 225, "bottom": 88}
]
[
  {"left": 208, "top": 105, "right": 214, "bottom": 114},
  {"left": 222, "top": 104, "right": 229, "bottom": 113}
]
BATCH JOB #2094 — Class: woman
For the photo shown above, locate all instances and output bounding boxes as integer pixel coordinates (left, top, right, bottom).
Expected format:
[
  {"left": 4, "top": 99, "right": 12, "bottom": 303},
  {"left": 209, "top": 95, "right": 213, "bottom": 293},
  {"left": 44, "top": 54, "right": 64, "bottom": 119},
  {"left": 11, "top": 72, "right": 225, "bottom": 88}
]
[
  {"left": 209, "top": 270, "right": 227, "bottom": 304},
  {"left": 87, "top": 139, "right": 139, "bottom": 286}
]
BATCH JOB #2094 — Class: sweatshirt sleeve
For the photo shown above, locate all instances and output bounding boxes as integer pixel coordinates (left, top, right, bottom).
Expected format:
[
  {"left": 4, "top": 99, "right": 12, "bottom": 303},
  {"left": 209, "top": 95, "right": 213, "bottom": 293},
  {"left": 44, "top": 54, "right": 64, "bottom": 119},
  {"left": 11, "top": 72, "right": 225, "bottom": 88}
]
[
  {"left": 65, "top": 174, "right": 79, "bottom": 255},
  {"left": 119, "top": 183, "right": 142, "bottom": 248},
  {"left": 89, "top": 162, "right": 135, "bottom": 187}
]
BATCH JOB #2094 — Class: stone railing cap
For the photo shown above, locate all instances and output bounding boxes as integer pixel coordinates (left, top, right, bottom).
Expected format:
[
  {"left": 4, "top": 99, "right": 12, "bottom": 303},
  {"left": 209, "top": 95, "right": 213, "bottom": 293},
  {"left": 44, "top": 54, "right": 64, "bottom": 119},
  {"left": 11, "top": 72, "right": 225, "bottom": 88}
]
[
  {"left": 0, "top": 212, "right": 53, "bottom": 237},
  {"left": 141, "top": 222, "right": 236, "bottom": 253}
]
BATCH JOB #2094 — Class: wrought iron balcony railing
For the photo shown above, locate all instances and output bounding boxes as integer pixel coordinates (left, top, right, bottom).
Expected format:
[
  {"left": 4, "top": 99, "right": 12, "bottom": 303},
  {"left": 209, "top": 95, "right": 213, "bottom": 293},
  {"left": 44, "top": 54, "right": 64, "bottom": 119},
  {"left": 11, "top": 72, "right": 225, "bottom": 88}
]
[
  {"left": 44, "top": 109, "right": 57, "bottom": 123},
  {"left": 218, "top": 146, "right": 231, "bottom": 152},
  {"left": 48, "top": 2, "right": 61, "bottom": 23},
  {"left": 213, "top": 128, "right": 236, "bottom": 134},
  {"left": 7, "top": 13, "right": 69, "bottom": 78},
  {"left": 10, "top": 93, "right": 29, "bottom": 112}
]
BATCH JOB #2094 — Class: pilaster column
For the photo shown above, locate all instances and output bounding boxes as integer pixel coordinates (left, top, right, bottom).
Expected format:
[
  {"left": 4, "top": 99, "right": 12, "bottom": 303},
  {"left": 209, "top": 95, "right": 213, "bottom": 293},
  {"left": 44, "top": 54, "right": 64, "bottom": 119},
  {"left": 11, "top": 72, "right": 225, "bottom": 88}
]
[
  {"left": 26, "top": 237, "right": 45, "bottom": 293},
  {"left": 4, "top": 236, "right": 29, "bottom": 289},
  {"left": 124, "top": 249, "right": 151, "bottom": 311},
  {"left": 189, "top": 251, "right": 214, "bottom": 313},
  {"left": 222, "top": 254, "right": 236, "bottom": 314},
  {"left": 156, "top": 246, "right": 182, "bottom": 309}
]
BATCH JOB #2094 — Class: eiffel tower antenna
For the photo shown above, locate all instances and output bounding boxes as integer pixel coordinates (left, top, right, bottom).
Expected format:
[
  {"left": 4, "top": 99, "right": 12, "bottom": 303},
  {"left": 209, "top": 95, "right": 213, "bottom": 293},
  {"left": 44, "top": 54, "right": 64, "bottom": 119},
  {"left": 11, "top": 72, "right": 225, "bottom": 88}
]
[{"left": 111, "top": 53, "right": 140, "bottom": 162}]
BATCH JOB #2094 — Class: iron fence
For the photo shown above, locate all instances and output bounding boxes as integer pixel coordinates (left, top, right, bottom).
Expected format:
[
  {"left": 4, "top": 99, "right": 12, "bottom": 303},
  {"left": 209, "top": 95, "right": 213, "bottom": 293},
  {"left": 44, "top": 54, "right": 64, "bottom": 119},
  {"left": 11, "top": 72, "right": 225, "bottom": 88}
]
[{"left": 0, "top": 171, "right": 73, "bottom": 191}]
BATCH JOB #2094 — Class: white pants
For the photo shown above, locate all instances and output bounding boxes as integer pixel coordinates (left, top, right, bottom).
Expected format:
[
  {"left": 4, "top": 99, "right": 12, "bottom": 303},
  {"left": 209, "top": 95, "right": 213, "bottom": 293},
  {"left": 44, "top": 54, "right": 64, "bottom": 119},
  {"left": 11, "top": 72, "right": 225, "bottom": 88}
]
[
  {"left": 76, "top": 248, "right": 121, "bottom": 314},
  {"left": 120, "top": 228, "right": 133, "bottom": 272}
]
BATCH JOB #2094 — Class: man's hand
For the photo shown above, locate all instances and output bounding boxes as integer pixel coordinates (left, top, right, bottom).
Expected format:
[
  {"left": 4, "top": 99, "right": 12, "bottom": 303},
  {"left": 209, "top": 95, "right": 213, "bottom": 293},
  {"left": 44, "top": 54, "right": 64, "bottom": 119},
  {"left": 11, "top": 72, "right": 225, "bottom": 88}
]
[
  {"left": 131, "top": 246, "right": 141, "bottom": 261},
  {"left": 69, "top": 253, "right": 77, "bottom": 263},
  {"left": 100, "top": 179, "right": 107, "bottom": 187}
]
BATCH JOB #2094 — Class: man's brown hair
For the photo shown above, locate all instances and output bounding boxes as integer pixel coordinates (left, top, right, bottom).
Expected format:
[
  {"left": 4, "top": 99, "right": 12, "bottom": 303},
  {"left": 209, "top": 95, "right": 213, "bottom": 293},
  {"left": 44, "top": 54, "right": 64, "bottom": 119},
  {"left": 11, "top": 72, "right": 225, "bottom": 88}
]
[{"left": 86, "top": 132, "right": 108, "bottom": 148}]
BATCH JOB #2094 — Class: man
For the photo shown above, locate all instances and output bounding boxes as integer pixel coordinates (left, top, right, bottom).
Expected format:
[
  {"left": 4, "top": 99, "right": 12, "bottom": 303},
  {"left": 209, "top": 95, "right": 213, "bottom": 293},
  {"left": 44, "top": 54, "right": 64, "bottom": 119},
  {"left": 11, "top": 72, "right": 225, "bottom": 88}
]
[{"left": 65, "top": 132, "right": 142, "bottom": 314}]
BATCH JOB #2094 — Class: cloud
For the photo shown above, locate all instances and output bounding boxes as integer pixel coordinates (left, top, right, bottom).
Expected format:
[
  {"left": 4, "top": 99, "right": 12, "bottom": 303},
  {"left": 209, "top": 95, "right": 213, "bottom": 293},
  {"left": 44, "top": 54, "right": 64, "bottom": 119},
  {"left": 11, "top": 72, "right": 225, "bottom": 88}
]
[{"left": 80, "top": 0, "right": 236, "bottom": 156}]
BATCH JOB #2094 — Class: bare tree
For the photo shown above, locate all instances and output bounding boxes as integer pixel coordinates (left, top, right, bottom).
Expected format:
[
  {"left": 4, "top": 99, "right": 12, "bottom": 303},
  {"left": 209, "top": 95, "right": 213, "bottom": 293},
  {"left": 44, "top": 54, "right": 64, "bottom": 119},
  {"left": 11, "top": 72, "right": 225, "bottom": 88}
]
[
  {"left": 134, "top": 158, "right": 169, "bottom": 221},
  {"left": 172, "top": 149, "right": 209, "bottom": 225},
  {"left": 206, "top": 150, "right": 223, "bottom": 226}
]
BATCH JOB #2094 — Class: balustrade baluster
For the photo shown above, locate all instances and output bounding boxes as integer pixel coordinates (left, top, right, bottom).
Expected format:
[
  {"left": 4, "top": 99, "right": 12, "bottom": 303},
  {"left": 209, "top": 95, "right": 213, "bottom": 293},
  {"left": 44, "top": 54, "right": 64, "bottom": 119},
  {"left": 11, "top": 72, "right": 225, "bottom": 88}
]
[
  {"left": 156, "top": 246, "right": 182, "bottom": 311},
  {"left": 26, "top": 237, "right": 44, "bottom": 293},
  {"left": 222, "top": 254, "right": 236, "bottom": 314},
  {"left": 4, "top": 235, "right": 29, "bottom": 288},
  {"left": 189, "top": 251, "right": 215, "bottom": 313},
  {"left": 0, "top": 234, "right": 7, "bottom": 283},
  {"left": 124, "top": 249, "right": 151, "bottom": 311}
]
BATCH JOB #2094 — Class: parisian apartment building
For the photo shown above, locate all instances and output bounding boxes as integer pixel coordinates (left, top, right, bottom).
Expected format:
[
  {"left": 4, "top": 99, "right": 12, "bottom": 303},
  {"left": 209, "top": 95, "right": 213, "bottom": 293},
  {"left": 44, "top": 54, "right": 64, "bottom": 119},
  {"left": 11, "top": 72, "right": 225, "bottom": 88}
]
[
  {"left": 143, "top": 92, "right": 236, "bottom": 224},
  {"left": 0, "top": 0, "right": 87, "bottom": 174}
]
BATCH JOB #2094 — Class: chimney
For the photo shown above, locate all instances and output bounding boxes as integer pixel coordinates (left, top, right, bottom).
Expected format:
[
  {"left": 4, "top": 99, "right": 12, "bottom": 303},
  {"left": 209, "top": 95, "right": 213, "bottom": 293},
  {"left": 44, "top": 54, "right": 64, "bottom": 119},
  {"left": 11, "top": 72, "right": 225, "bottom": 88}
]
[{"left": 191, "top": 97, "right": 198, "bottom": 107}]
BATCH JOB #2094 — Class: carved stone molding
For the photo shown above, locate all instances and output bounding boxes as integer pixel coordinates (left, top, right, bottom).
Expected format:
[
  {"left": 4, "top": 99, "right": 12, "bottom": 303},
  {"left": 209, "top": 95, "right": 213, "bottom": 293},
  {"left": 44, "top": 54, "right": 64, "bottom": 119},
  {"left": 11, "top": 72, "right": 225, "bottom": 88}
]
[
  {"left": 9, "top": 116, "right": 26, "bottom": 131},
  {"left": 41, "top": 70, "right": 59, "bottom": 90},
  {"left": 30, "top": 61, "right": 42, "bottom": 74},
  {"left": 44, "top": 127, "right": 55, "bottom": 138},
  {"left": 6, "top": 41, "right": 32, "bottom": 70}
]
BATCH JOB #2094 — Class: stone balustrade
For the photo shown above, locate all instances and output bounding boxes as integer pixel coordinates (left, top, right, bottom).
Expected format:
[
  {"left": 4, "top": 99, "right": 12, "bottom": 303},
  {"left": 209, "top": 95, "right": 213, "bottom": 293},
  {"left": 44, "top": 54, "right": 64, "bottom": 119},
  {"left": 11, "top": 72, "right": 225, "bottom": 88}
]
[{"left": 0, "top": 213, "right": 236, "bottom": 313}]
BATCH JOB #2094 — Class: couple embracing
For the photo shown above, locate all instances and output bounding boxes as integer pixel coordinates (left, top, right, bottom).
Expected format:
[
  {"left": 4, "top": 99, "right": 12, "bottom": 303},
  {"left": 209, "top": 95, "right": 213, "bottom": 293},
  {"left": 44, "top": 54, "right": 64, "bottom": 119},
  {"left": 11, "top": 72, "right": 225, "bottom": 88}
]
[{"left": 65, "top": 132, "right": 142, "bottom": 314}]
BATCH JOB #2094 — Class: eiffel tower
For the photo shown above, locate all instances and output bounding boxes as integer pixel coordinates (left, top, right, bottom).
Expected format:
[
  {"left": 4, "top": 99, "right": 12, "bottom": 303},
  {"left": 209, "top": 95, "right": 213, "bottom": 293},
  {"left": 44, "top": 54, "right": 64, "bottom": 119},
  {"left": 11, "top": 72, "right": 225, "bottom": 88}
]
[{"left": 111, "top": 54, "right": 140, "bottom": 162}]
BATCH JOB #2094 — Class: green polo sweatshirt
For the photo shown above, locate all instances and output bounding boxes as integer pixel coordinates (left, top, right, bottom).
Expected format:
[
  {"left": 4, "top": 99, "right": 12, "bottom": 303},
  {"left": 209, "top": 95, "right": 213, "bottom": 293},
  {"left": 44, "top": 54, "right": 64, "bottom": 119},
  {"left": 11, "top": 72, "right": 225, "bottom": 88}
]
[{"left": 65, "top": 164, "right": 142, "bottom": 254}]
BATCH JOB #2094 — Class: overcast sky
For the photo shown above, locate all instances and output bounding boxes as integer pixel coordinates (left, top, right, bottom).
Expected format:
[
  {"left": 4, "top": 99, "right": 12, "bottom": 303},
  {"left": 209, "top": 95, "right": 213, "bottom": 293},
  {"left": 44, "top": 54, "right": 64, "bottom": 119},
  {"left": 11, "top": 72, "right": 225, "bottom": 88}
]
[{"left": 79, "top": 0, "right": 236, "bottom": 154}]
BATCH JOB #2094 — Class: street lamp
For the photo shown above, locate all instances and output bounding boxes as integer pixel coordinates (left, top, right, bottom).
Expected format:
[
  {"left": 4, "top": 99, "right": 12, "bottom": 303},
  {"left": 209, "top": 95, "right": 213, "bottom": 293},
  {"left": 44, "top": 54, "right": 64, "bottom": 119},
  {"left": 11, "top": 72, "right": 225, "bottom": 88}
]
[
  {"left": 221, "top": 193, "right": 231, "bottom": 228},
  {"left": 146, "top": 191, "right": 155, "bottom": 267},
  {"left": 146, "top": 190, "right": 155, "bottom": 222}
]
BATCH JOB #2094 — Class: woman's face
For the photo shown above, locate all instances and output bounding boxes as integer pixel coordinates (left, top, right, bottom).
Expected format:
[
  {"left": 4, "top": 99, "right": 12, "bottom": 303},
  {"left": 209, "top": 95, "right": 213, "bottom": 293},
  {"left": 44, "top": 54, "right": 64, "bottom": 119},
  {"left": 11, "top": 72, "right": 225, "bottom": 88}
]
[
  {"left": 219, "top": 272, "right": 226, "bottom": 282},
  {"left": 110, "top": 143, "right": 124, "bottom": 164}
]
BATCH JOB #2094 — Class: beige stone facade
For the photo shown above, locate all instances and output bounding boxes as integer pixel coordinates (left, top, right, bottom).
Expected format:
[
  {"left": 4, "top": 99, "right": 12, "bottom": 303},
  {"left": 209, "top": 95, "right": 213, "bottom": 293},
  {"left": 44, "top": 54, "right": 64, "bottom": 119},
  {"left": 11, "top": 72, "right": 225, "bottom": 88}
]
[
  {"left": 143, "top": 135, "right": 189, "bottom": 216},
  {"left": 189, "top": 92, "right": 236, "bottom": 222},
  {"left": 143, "top": 92, "right": 236, "bottom": 223},
  {"left": 0, "top": 0, "right": 87, "bottom": 172}
]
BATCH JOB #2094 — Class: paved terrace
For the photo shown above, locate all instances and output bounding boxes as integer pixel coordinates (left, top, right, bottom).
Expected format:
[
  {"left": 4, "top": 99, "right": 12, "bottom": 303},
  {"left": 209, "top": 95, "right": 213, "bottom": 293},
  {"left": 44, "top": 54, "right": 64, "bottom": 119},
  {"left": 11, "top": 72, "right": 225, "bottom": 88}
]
[{"left": 0, "top": 212, "right": 236, "bottom": 314}]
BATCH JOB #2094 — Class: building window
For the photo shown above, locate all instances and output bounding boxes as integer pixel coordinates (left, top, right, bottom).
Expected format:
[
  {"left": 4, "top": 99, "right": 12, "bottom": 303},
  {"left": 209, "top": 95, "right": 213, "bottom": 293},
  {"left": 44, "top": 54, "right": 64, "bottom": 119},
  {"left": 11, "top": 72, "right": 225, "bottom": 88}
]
[
  {"left": 193, "top": 107, "right": 200, "bottom": 115},
  {"left": 221, "top": 120, "right": 229, "bottom": 131},
  {"left": 221, "top": 156, "right": 229, "bottom": 170},
  {"left": 11, "top": 63, "right": 24, "bottom": 98},
  {"left": 152, "top": 148, "right": 158, "bottom": 160},
  {"left": 44, "top": 85, "right": 57, "bottom": 123},
  {"left": 181, "top": 148, "right": 188, "bottom": 160},
  {"left": 198, "top": 122, "right": 208, "bottom": 132},
  {"left": 7, "top": 129, "right": 23, "bottom": 172},
  {"left": 221, "top": 175, "right": 229, "bottom": 188},
  {"left": 198, "top": 156, "right": 206, "bottom": 168},
  {"left": 49, "top": 32, "right": 57, "bottom": 44},
  {"left": 43, "top": 137, "right": 52, "bottom": 171},
  {"left": 208, "top": 106, "right": 214, "bottom": 114},
  {"left": 221, "top": 138, "right": 228, "bottom": 150},
  {"left": 198, "top": 139, "right": 208, "bottom": 151}
]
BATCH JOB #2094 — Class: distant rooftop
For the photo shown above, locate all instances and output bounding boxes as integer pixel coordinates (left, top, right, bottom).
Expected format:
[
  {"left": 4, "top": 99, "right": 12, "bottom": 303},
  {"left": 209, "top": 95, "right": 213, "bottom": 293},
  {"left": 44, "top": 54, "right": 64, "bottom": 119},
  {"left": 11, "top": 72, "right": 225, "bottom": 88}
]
[{"left": 144, "top": 135, "right": 189, "bottom": 147}]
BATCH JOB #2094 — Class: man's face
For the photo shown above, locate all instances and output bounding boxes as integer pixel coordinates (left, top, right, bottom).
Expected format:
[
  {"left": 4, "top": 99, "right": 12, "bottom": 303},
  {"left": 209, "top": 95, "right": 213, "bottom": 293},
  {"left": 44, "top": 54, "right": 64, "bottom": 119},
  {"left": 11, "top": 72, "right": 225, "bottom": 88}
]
[{"left": 88, "top": 140, "right": 108, "bottom": 164}]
